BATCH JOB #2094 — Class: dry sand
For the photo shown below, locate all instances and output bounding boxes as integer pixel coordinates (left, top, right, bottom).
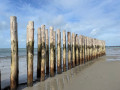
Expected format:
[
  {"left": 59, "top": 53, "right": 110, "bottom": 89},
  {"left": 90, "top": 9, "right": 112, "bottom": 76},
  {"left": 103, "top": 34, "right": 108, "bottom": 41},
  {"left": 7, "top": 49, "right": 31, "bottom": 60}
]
[{"left": 18, "top": 55, "right": 120, "bottom": 90}]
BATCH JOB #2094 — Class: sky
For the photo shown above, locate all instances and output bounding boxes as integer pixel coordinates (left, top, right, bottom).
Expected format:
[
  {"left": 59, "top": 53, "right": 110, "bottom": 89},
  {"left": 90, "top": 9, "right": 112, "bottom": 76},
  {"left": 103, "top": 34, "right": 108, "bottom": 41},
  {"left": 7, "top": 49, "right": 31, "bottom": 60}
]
[{"left": 0, "top": 0, "right": 120, "bottom": 48}]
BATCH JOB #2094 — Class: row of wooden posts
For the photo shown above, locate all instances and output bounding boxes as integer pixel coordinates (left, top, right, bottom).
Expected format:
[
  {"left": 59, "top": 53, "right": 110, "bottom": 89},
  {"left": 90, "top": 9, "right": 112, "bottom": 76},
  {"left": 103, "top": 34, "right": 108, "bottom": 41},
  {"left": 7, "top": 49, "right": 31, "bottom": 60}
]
[{"left": 8, "top": 16, "right": 106, "bottom": 90}]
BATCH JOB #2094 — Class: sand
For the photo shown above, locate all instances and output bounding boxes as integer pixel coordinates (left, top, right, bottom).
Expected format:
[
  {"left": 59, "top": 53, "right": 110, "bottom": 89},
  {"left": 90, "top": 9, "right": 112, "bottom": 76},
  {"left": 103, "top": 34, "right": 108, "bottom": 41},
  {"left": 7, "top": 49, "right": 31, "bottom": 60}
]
[{"left": 17, "top": 55, "right": 120, "bottom": 90}]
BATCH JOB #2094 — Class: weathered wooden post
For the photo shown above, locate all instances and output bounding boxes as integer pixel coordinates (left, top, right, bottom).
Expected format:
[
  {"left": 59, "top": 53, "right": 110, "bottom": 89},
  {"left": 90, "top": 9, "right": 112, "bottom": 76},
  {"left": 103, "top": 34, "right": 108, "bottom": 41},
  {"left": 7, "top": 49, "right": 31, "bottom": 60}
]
[
  {"left": 27, "top": 21, "right": 34, "bottom": 86},
  {"left": 94, "top": 39, "right": 97, "bottom": 59},
  {"left": 72, "top": 33, "right": 75, "bottom": 67},
  {"left": 0, "top": 70, "right": 1, "bottom": 90},
  {"left": 57, "top": 29, "right": 62, "bottom": 74},
  {"left": 79, "top": 35, "right": 82, "bottom": 64},
  {"left": 84, "top": 36, "right": 87, "bottom": 62},
  {"left": 92, "top": 38, "right": 94, "bottom": 60},
  {"left": 37, "top": 27, "right": 42, "bottom": 79},
  {"left": 50, "top": 27, "right": 54, "bottom": 77},
  {"left": 96, "top": 39, "right": 99, "bottom": 58},
  {"left": 99, "top": 40, "right": 101, "bottom": 57},
  {"left": 41, "top": 25, "right": 46, "bottom": 81},
  {"left": 53, "top": 31, "right": 56, "bottom": 72},
  {"left": 102, "top": 41, "right": 104, "bottom": 56},
  {"left": 92, "top": 38, "right": 95, "bottom": 59},
  {"left": 67, "top": 32, "right": 71, "bottom": 69},
  {"left": 81, "top": 35, "right": 83, "bottom": 63},
  {"left": 82, "top": 36, "right": 85, "bottom": 64},
  {"left": 63, "top": 30, "right": 66, "bottom": 71},
  {"left": 87, "top": 37, "right": 90, "bottom": 61},
  {"left": 10, "top": 16, "right": 19, "bottom": 90},
  {"left": 90, "top": 38, "right": 93, "bottom": 60},
  {"left": 45, "top": 29, "right": 49, "bottom": 75},
  {"left": 97, "top": 40, "right": 99, "bottom": 57},
  {"left": 94, "top": 38, "right": 96, "bottom": 59},
  {"left": 101, "top": 40, "right": 103, "bottom": 56},
  {"left": 91, "top": 38, "right": 94, "bottom": 60},
  {"left": 89, "top": 37, "right": 91, "bottom": 61},
  {"left": 75, "top": 34, "right": 79, "bottom": 65},
  {"left": 104, "top": 41, "right": 106, "bottom": 55}
]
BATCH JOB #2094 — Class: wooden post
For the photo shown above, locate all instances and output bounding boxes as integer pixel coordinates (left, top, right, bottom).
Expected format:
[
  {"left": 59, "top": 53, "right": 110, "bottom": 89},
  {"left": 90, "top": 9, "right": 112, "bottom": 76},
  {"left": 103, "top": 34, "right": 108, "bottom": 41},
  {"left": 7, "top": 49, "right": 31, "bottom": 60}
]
[
  {"left": 53, "top": 31, "right": 56, "bottom": 72},
  {"left": 102, "top": 41, "right": 104, "bottom": 56},
  {"left": 41, "top": 25, "right": 46, "bottom": 81},
  {"left": 84, "top": 36, "right": 87, "bottom": 62},
  {"left": 72, "top": 33, "right": 75, "bottom": 67},
  {"left": 86, "top": 37, "right": 88, "bottom": 62},
  {"left": 96, "top": 40, "right": 99, "bottom": 58},
  {"left": 91, "top": 38, "right": 93, "bottom": 60},
  {"left": 50, "top": 27, "right": 54, "bottom": 77},
  {"left": 93, "top": 38, "right": 96, "bottom": 59},
  {"left": 75, "top": 34, "right": 79, "bottom": 65},
  {"left": 37, "top": 27, "right": 42, "bottom": 79},
  {"left": 91, "top": 38, "right": 94, "bottom": 60},
  {"left": 81, "top": 35, "right": 83, "bottom": 64},
  {"left": 10, "top": 16, "right": 19, "bottom": 90},
  {"left": 45, "top": 29, "right": 49, "bottom": 75},
  {"left": 79, "top": 35, "right": 82, "bottom": 64},
  {"left": 63, "top": 30, "right": 66, "bottom": 71},
  {"left": 104, "top": 41, "right": 106, "bottom": 55},
  {"left": 57, "top": 29, "right": 62, "bottom": 74},
  {"left": 27, "top": 21, "right": 34, "bottom": 86},
  {"left": 0, "top": 70, "right": 1, "bottom": 90},
  {"left": 89, "top": 38, "right": 91, "bottom": 61},
  {"left": 67, "top": 32, "right": 71, "bottom": 69},
  {"left": 85, "top": 37, "right": 88, "bottom": 62},
  {"left": 94, "top": 39, "right": 97, "bottom": 59},
  {"left": 88, "top": 38, "right": 92, "bottom": 60},
  {"left": 82, "top": 36, "right": 85, "bottom": 64},
  {"left": 92, "top": 38, "right": 94, "bottom": 59},
  {"left": 90, "top": 38, "right": 93, "bottom": 60}
]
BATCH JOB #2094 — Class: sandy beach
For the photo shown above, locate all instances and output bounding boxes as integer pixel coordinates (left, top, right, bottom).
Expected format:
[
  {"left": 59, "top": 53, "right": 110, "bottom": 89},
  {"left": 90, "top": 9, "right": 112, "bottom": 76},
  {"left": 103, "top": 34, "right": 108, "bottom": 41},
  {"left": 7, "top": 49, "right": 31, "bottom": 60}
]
[
  {"left": 21, "top": 47, "right": 120, "bottom": 90},
  {"left": 1, "top": 47, "right": 120, "bottom": 90},
  {"left": 19, "top": 58, "right": 120, "bottom": 90}
]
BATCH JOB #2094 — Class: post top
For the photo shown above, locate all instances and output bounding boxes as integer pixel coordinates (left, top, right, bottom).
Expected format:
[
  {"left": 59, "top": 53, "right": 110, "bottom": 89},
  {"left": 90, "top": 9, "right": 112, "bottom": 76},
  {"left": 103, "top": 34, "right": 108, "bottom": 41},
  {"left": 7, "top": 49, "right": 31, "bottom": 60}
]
[
  {"left": 28, "top": 21, "right": 34, "bottom": 27},
  {"left": 41, "top": 25, "right": 45, "bottom": 28},
  {"left": 10, "top": 16, "right": 17, "bottom": 22},
  {"left": 50, "top": 26, "right": 54, "bottom": 30},
  {"left": 38, "top": 27, "right": 41, "bottom": 33}
]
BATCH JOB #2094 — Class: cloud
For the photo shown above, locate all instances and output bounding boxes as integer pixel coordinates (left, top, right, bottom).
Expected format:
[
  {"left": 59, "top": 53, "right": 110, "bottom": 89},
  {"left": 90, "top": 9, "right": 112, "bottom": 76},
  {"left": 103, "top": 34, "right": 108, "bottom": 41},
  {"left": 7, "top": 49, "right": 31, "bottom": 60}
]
[
  {"left": 0, "top": 0, "right": 120, "bottom": 47},
  {"left": 90, "top": 28, "right": 99, "bottom": 36}
]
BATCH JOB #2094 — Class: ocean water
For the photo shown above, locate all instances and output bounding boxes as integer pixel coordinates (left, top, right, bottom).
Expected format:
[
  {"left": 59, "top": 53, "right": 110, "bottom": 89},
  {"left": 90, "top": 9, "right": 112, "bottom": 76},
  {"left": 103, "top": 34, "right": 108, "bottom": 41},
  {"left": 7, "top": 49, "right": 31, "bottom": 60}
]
[
  {"left": 106, "top": 47, "right": 120, "bottom": 61},
  {"left": 0, "top": 48, "right": 37, "bottom": 58},
  {"left": 0, "top": 47, "right": 120, "bottom": 89}
]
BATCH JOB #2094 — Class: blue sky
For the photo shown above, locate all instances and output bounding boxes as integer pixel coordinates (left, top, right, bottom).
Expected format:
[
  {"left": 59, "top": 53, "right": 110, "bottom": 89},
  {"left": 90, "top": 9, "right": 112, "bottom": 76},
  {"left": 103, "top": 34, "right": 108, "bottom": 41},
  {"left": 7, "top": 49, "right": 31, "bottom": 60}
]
[{"left": 0, "top": 0, "right": 120, "bottom": 48}]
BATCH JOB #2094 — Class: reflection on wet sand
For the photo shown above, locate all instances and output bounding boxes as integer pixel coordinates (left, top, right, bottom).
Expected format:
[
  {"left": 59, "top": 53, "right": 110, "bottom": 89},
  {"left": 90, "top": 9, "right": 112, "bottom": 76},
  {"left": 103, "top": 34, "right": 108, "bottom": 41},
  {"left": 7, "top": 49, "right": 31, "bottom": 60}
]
[
  {"left": 50, "top": 78, "right": 57, "bottom": 90},
  {"left": 22, "top": 60, "right": 95, "bottom": 90}
]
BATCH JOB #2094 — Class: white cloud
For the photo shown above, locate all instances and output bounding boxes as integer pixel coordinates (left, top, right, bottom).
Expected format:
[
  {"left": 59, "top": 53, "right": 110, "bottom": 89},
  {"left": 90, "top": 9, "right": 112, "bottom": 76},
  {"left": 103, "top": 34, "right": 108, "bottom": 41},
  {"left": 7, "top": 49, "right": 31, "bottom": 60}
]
[
  {"left": 0, "top": 0, "right": 120, "bottom": 47},
  {"left": 90, "top": 28, "right": 99, "bottom": 36}
]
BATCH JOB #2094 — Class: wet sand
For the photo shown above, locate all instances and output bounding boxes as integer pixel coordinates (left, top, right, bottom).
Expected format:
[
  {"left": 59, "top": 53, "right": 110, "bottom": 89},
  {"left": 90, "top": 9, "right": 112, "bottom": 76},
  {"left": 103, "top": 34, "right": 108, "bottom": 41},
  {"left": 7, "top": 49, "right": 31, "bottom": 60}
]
[
  {"left": 20, "top": 56, "right": 120, "bottom": 90},
  {"left": 21, "top": 47, "right": 120, "bottom": 90}
]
